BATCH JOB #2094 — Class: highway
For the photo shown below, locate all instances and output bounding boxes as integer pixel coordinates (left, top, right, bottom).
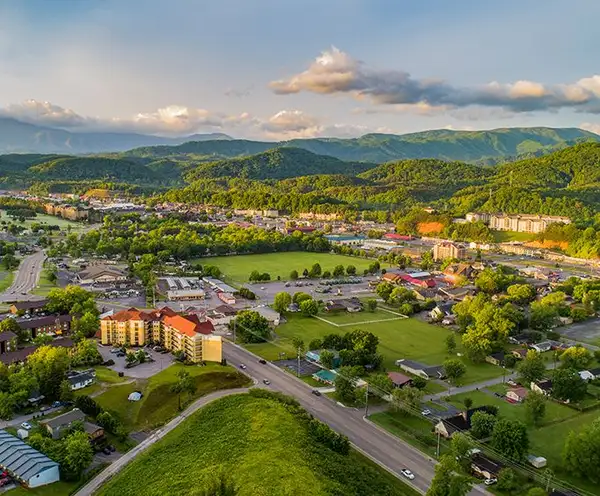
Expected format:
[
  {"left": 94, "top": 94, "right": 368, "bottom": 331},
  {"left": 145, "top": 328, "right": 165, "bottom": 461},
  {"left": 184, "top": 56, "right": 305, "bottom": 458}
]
[
  {"left": 223, "top": 342, "right": 490, "bottom": 496},
  {"left": 0, "top": 250, "right": 46, "bottom": 302}
]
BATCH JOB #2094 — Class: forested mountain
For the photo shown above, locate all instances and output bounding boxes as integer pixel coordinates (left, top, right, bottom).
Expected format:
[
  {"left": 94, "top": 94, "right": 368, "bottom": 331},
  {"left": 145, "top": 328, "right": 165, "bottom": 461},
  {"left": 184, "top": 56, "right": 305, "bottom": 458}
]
[
  {"left": 184, "top": 148, "right": 376, "bottom": 180},
  {"left": 0, "top": 117, "right": 232, "bottom": 154},
  {"left": 123, "top": 127, "right": 598, "bottom": 164}
]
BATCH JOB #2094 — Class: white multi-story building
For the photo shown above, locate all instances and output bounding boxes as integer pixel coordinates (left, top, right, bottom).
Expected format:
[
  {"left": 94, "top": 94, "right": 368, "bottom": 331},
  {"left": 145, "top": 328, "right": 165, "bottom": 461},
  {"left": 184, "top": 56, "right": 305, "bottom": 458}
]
[{"left": 465, "top": 212, "right": 570, "bottom": 233}]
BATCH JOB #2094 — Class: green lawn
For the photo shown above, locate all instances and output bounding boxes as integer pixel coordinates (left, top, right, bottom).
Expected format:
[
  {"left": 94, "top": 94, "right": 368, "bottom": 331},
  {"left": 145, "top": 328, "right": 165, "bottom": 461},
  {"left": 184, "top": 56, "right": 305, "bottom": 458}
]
[
  {"left": 0, "top": 210, "right": 86, "bottom": 231},
  {"left": 94, "top": 366, "right": 128, "bottom": 384},
  {"left": 196, "top": 252, "right": 385, "bottom": 283},
  {"left": 0, "top": 270, "right": 14, "bottom": 293},
  {"left": 95, "top": 363, "right": 250, "bottom": 432},
  {"left": 245, "top": 314, "right": 503, "bottom": 385},
  {"left": 492, "top": 231, "right": 537, "bottom": 243},
  {"left": 316, "top": 307, "right": 403, "bottom": 325},
  {"left": 32, "top": 268, "right": 57, "bottom": 296},
  {"left": 97, "top": 393, "right": 418, "bottom": 496}
]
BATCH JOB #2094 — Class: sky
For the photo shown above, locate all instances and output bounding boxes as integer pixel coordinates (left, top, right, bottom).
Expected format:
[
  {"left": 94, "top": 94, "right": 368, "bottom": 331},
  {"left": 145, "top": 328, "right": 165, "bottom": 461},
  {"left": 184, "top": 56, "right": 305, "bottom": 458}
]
[{"left": 1, "top": 0, "right": 599, "bottom": 140}]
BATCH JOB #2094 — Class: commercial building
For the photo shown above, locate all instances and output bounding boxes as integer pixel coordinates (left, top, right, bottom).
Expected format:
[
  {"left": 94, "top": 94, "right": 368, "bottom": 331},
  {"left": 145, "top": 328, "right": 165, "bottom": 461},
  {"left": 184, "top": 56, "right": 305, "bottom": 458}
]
[
  {"left": 100, "top": 307, "right": 222, "bottom": 363},
  {"left": 362, "top": 239, "right": 399, "bottom": 251},
  {"left": 0, "top": 430, "right": 60, "bottom": 488},
  {"left": 77, "top": 265, "right": 127, "bottom": 285},
  {"left": 432, "top": 242, "right": 467, "bottom": 261},
  {"left": 44, "top": 203, "right": 89, "bottom": 221},
  {"left": 324, "top": 235, "right": 366, "bottom": 246}
]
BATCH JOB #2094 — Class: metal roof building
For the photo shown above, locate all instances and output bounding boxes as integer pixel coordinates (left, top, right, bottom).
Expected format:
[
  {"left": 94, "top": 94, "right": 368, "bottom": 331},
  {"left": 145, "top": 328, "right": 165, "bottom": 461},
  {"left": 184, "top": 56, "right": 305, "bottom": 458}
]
[{"left": 0, "top": 430, "right": 60, "bottom": 488}]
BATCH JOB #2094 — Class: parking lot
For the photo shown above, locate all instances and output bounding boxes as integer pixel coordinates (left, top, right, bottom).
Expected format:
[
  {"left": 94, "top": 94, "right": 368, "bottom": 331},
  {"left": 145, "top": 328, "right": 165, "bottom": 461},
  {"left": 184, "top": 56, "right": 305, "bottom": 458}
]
[
  {"left": 97, "top": 344, "right": 175, "bottom": 378},
  {"left": 274, "top": 358, "right": 321, "bottom": 376}
]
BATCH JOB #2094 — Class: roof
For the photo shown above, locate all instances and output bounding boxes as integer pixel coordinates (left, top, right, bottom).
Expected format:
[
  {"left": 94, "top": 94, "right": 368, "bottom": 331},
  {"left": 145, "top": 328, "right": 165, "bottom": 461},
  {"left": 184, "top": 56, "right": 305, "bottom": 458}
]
[
  {"left": 214, "top": 304, "right": 237, "bottom": 316},
  {"left": 535, "top": 379, "right": 553, "bottom": 391},
  {"left": 83, "top": 421, "right": 103, "bottom": 435},
  {"left": 397, "top": 359, "right": 428, "bottom": 371},
  {"left": 252, "top": 306, "right": 281, "bottom": 321},
  {"left": 0, "top": 330, "right": 17, "bottom": 342},
  {"left": 78, "top": 265, "right": 126, "bottom": 280},
  {"left": 387, "top": 372, "right": 412, "bottom": 386},
  {"left": 67, "top": 371, "right": 95, "bottom": 386},
  {"left": 182, "top": 315, "right": 214, "bottom": 335},
  {"left": 508, "top": 387, "right": 528, "bottom": 398},
  {"left": 472, "top": 453, "right": 503, "bottom": 475},
  {"left": 10, "top": 299, "right": 48, "bottom": 311},
  {"left": 313, "top": 370, "right": 337, "bottom": 382},
  {"left": 102, "top": 308, "right": 152, "bottom": 322},
  {"left": 163, "top": 314, "right": 201, "bottom": 337},
  {"left": 42, "top": 408, "right": 85, "bottom": 429},
  {"left": 17, "top": 314, "right": 72, "bottom": 330},
  {"left": 0, "top": 429, "right": 59, "bottom": 481},
  {"left": 0, "top": 338, "right": 73, "bottom": 365}
]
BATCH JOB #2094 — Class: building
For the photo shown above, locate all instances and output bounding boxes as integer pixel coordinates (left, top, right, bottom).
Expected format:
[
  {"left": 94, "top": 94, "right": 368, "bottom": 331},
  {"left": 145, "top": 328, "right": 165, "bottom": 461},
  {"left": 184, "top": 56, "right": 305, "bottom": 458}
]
[
  {"left": 41, "top": 408, "right": 103, "bottom": 442},
  {"left": 0, "top": 430, "right": 60, "bottom": 488},
  {"left": 443, "top": 264, "right": 474, "bottom": 283},
  {"left": 0, "top": 338, "right": 73, "bottom": 366},
  {"left": 383, "top": 233, "right": 413, "bottom": 241},
  {"left": 531, "top": 379, "right": 553, "bottom": 396},
  {"left": 217, "top": 292, "right": 236, "bottom": 305},
  {"left": 206, "top": 305, "right": 237, "bottom": 327},
  {"left": 506, "top": 387, "right": 529, "bottom": 403},
  {"left": 395, "top": 359, "right": 446, "bottom": 380},
  {"left": 312, "top": 369, "right": 337, "bottom": 384},
  {"left": 66, "top": 369, "right": 95, "bottom": 391},
  {"left": 306, "top": 349, "right": 341, "bottom": 368},
  {"left": 434, "top": 407, "right": 497, "bottom": 439},
  {"left": 0, "top": 330, "right": 16, "bottom": 354},
  {"left": 17, "top": 314, "right": 72, "bottom": 339},
  {"left": 489, "top": 213, "right": 571, "bottom": 233},
  {"left": 202, "top": 277, "right": 237, "bottom": 294},
  {"left": 324, "top": 235, "right": 366, "bottom": 246},
  {"left": 433, "top": 242, "right": 467, "bottom": 261},
  {"left": 77, "top": 265, "right": 127, "bottom": 285},
  {"left": 362, "top": 239, "right": 399, "bottom": 251},
  {"left": 485, "top": 351, "right": 505, "bottom": 366},
  {"left": 387, "top": 372, "right": 413, "bottom": 388},
  {"left": 166, "top": 289, "right": 205, "bottom": 301},
  {"left": 324, "top": 298, "right": 362, "bottom": 313},
  {"left": 9, "top": 299, "right": 48, "bottom": 315},
  {"left": 252, "top": 306, "right": 281, "bottom": 326},
  {"left": 100, "top": 307, "right": 221, "bottom": 363},
  {"left": 44, "top": 203, "right": 89, "bottom": 221},
  {"left": 471, "top": 453, "right": 503, "bottom": 480}
]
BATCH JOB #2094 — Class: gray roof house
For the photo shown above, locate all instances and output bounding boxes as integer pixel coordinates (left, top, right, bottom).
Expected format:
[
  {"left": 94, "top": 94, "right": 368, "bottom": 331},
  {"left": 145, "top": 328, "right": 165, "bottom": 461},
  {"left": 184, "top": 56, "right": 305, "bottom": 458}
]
[
  {"left": 395, "top": 359, "right": 446, "bottom": 380},
  {"left": 0, "top": 429, "right": 60, "bottom": 488}
]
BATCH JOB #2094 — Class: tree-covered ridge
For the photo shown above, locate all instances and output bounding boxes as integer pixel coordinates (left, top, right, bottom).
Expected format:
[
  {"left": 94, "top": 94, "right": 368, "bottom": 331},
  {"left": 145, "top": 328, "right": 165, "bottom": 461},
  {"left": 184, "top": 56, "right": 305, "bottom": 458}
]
[
  {"left": 183, "top": 147, "right": 376, "bottom": 181},
  {"left": 28, "top": 157, "right": 157, "bottom": 182}
]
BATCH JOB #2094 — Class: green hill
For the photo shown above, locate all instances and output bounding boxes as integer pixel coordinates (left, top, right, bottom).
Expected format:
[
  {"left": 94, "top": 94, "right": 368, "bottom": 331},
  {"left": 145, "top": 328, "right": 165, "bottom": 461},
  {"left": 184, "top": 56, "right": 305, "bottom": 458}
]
[{"left": 184, "top": 147, "right": 376, "bottom": 180}]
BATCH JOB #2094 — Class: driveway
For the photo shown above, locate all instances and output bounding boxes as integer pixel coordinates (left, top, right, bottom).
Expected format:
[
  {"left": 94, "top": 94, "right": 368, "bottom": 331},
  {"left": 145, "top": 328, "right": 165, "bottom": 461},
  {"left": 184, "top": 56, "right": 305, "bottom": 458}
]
[{"left": 97, "top": 344, "right": 175, "bottom": 378}]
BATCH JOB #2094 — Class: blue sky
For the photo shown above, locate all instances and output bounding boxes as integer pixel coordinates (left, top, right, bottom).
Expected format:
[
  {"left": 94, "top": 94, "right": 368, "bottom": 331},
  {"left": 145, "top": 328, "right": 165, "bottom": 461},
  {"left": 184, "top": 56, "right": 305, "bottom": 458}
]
[{"left": 0, "top": 0, "right": 599, "bottom": 139}]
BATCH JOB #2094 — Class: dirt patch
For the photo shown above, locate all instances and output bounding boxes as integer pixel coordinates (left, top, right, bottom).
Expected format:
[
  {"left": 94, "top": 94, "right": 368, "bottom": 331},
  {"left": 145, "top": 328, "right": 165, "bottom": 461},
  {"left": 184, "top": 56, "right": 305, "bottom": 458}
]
[
  {"left": 526, "top": 240, "right": 569, "bottom": 250},
  {"left": 417, "top": 222, "right": 445, "bottom": 235}
]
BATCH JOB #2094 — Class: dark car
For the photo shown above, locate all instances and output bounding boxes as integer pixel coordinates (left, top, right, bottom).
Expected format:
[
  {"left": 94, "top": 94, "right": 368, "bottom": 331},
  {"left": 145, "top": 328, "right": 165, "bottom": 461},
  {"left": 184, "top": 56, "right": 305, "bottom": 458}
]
[
  {"left": 311, "top": 389, "right": 322, "bottom": 396},
  {"left": 258, "top": 359, "right": 267, "bottom": 364},
  {"left": 108, "top": 445, "right": 116, "bottom": 452},
  {"left": 103, "top": 447, "right": 111, "bottom": 455}
]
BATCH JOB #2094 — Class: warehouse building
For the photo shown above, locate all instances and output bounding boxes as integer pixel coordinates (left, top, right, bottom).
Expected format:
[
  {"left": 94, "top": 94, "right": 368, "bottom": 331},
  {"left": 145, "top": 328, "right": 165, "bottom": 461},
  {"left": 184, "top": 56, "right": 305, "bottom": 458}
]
[{"left": 0, "top": 430, "right": 60, "bottom": 488}]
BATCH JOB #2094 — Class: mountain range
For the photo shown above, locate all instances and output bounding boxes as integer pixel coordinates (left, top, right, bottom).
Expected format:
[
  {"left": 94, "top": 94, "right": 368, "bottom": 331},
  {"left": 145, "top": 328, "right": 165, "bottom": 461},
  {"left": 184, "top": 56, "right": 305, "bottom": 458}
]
[{"left": 0, "top": 116, "right": 598, "bottom": 163}]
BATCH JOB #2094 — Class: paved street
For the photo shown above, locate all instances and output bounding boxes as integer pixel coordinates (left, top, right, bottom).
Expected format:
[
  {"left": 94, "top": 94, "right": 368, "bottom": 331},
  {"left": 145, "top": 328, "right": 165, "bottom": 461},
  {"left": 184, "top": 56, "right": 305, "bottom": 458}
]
[
  {"left": 223, "top": 342, "right": 490, "bottom": 496},
  {"left": 0, "top": 250, "right": 46, "bottom": 302},
  {"left": 74, "top": 388, "right": 250, "bottom": 496}
]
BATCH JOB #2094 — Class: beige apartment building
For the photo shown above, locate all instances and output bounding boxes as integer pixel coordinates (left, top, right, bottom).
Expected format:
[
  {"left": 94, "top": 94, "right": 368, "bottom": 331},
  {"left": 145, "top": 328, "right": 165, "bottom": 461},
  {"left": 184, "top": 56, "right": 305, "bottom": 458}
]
[
  {"left": 466, "top": 212, "right": 570, "bottom": 233},
  {"left": 100, "top": 307, "right": 222, "bottom": 363},
  {"left": 433, "top": 242, "right": 467, "bottom": 261}
]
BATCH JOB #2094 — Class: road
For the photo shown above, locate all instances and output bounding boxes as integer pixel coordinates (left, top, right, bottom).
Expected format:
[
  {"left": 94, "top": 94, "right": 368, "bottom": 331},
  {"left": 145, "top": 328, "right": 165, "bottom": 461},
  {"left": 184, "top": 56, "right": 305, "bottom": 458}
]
[
  {"left": 223, "top": 342, "right": 490, "bottom": 496},
  {"left": 74, "top": 388, "right": 250, "bottom": 496},
  {"left": 0, "top": 250, "right": 46, "bottom": 302}
]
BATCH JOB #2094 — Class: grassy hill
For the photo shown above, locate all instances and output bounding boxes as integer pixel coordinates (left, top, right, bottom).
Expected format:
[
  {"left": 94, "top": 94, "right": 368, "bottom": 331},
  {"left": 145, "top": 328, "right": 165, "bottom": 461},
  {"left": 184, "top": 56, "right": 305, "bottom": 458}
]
[
  {"left": 96, "top": 392, "right": 417, "bottom": 496},
  {"left": 184, "top": 147, "right": 376, "bottom": 180}
]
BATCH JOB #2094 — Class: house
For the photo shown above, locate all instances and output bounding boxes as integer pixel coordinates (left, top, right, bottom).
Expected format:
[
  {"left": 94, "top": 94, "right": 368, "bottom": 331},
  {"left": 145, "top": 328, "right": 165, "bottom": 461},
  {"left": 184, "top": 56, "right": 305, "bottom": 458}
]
[
  {"left": 578, "top": 370, "right": 595, "bottom": 382},
  {"left": 381, "top": 273, "right": 402, "bottom": 284},
  {"left": 429, "top": 303, "right": 454, "bottom": 321},
  {"left": 587, "top": 367, "right": 600, "bottom": 379},
  {"left": 312, "top": 369, "right": 337, "bottom": 384},
  {"left": 287, "top": 303, "right": 300, "bottom": 313},
  {"left": 485, "top": 351, "right": 505, "bottom": 366},
  {"left": 471, "top": 452, "right": 503, "bottom": 480},
  {"left": 531, "top": 379, "right": 553, "bottom": 396},
  {"left": 206, "top": 305, "right": 237, "bottom": 327},
  {"left": 506, "top": 387, "right": 529, "bottom": 403},
  {"left": 66, "top": 369, "right": 95, "bottom": 390},
  {"left": 443, "top": 264, "right": 474, "bottom": 283},
  {"left": 438, "top": 286, "right": 473, "bottom": 301},
  {"left": 252, "top": 306, "right": 281, "bottom": 326},
  {"left": 412, "top": 288, "right": 440, "bottom": 301},
  {"left": 509, "top": 334, "right": 531, "bottom": 345},
  {"left": 387, "top": 372, "right": 413, "bottom": 388},
  {"left": 0, "top": 430, "right": 60, "bottom": 487},
  {"left": 324, "top": 298, "right": 363, "bottom": 313},
  {"left": 101, "top": 307, "right": 222, "bottom": 363},
  {"left": 531, "top": 341, "right": 552, "bottom": 353},
  {"left": 396, "top": 359, "right": 446, "bottom": 380},
  {"left": 77, "top": 265, "right": 127, "bottom": 285},
  {"left": 511, "top": 348, "right": 528, "bottom": 360},
  {"left": 9, "top": 299, "right": 48, "bottom": 315},
  {"left": 41, "top": 408, "right": 103, "bottom": 441},
  {"left": 434, "top": 406, "right": 497, "bottom": 439},
  {"left": 306, "top": 349, "right": 341, "bottom": 368},
  {"left": 0, "top": 338, "right": 73, "bottom": 366}
]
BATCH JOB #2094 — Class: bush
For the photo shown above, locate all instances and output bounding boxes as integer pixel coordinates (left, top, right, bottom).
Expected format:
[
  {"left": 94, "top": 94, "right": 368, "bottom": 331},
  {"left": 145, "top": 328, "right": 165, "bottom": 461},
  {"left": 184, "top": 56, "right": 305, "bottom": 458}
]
[
  {"left": 504, "top": 354, "right": 517, "bottom": 368},
  {"left": 74, "top": 395, "right": 102, "bottom": 417}
]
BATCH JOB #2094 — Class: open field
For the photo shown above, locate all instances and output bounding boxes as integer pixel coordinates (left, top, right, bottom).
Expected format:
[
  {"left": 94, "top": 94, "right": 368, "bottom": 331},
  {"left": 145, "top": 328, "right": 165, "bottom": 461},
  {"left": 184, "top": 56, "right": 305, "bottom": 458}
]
[
  {"left": 492, "top": 231, "right": 537, "bottom": 243},
  {"left": 95, "top": 363, "right": 250, "bottom": 432},
  {"left": 0, "top": 210, "right": 86, "bottom": 231},
  {"left": 0, "top": 270, "right": 14, "bottom": 293},
  {"left": 196, "top": 252, "right": 385, "bottom": 283},
  {"left": 97, "top": 393, "right": 419, "bottom": 496},
  {"left": 246, "top": 313, "right": 503, "bottom": 385},
  {"left": 31, "top": 268, "right": 57, "bottom": 296}
]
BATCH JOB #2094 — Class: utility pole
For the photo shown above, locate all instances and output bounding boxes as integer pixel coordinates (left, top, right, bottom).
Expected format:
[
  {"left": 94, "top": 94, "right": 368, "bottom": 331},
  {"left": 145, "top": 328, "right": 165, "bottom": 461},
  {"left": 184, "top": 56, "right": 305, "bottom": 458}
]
[
  {"left": 297, "top": 346, "right": 301, "bottom": 377},
  {"left": 364, "top": 384, "right": 369, "bottom": 417},
  {"left": 233, "top": 319, "right": 236, "bottom": 344},
  {"left": 436, "top": 431, "right": 441, "bottom": 458}
]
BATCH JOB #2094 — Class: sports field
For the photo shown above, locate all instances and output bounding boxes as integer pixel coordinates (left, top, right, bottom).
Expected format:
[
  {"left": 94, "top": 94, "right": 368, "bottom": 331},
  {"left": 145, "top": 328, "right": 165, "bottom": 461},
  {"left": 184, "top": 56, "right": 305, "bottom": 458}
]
[
  {"left": 197, "top": 252, "right": 386, "bottom": 283},
  {"left": 245, "top": 313, "right": 503, "bottom": 385},
  {"left": 0, "top": 210, "right": 86, "bottom": 231}
]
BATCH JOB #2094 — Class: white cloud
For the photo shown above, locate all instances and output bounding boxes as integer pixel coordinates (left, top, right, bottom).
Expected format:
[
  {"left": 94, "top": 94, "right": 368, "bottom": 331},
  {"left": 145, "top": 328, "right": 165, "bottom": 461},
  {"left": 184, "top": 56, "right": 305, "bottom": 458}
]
[
  {"left": 271, "top": 47, "right": 600, "bottom": 114},
  {"left": 580, "top": 122, "right": 600, "bottom": 136}
]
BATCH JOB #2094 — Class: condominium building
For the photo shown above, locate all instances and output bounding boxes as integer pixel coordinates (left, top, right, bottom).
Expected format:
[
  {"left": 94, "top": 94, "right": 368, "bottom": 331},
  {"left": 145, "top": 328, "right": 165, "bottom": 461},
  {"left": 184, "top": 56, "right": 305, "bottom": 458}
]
[
  {"left": 100, "top": 307, "right": 222, "bottom": 363},
  {"left": 432, "top": 242, "right": 467, "bottom": 261},
  {"left": 465, "top": 212, "right": 570, "bottom": 233}
]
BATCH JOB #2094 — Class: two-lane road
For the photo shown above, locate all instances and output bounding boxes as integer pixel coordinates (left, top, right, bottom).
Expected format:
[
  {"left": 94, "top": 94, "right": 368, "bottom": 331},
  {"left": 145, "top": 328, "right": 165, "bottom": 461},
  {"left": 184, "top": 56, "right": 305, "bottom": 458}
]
[
  {"left": 0, "top": 251, "right": 46, "bottom": 302},
  {"left": 224, "top": 342, "right": 490, "bottom": 495}
]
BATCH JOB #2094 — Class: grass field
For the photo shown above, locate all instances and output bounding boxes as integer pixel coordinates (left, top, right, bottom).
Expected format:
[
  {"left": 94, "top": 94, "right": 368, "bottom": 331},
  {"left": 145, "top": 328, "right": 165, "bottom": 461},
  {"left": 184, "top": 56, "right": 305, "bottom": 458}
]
[
  {"left": 0, "top": 210, "right": 86, "bottom": 231},
  {"left": 97, "top": 393, "right": 419, "bottom": 496},
  {"left": 31, "top": 268, "right": 57, "bottom": 296},
  {"left": 492, "top": 231, "right": 537, "bottom": 243},
  {"left": 196, "top": 252, "right": 385, "bottom": 283},
  {"left": 0, "top": 270, "right": 14, "bottom": 293},
  {"left": 94, "top": 363, "right": 250, "bottom": 432},
  {"left": 245, "top": 313, "right": 503, "bottom": 385}
]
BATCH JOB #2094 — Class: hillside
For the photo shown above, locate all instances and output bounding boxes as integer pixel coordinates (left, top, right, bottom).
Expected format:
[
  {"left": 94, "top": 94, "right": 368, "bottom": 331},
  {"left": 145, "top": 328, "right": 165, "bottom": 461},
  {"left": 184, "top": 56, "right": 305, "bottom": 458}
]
[
  {"left": 184, "top": 147, "right": 376, "bottom": 180},
  {"left": 124, "top": 127, "right": 599, "bottom": 164},
  {"left": 96, "top": 392, "right": 416, "bottom": 496},
  {"left": 0, "top": 117, "right": 232, "bottom": 154}
]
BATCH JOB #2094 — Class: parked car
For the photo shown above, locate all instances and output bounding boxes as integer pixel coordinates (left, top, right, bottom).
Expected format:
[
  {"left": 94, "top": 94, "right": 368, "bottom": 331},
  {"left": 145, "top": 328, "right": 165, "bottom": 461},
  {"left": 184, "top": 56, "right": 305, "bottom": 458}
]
[
  {"left": 421, "top": 409, "right": 431, "bottom": 416},
  {"left": 484, "top": 478, "right": 497, "bottom": 486},
  {"left": 401, "top": 469, "right": 415, "bottom": 480},
  {"left": 110, "top": 348, "right": 120, "bottom": 354},
  {"left": 51, "top": 401, "right": 62, "bottom": 408},
  {"left": 20, "top": 422, "right": 32, "bottom": 430},
  {"left": 102, "top": 447, "right": 111, "bottom": 455},
  {"left": 39, "top": 405, "right": 51, "bottom": 412},
  {"left": 107, "top": 445, "right": 116, "bottom": 452}
]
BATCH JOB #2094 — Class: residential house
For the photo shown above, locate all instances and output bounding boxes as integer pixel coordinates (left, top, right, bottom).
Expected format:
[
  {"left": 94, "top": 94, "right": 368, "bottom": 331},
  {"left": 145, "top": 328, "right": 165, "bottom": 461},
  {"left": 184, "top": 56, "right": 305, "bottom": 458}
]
[
  {"left": 77, "top": 265, "right": 127, "bottom": 285},
  {"left": 485, "top": 351, "right": 505, "bottom": 366},
  {"left": 438, "top": 286, "right": 473, "bottom": 301},
  {"left": 387, "top": 372, "right": 413, "bottom": 388},
  {"left": 471, "top": 452, "right": 503, "bottom": 480},
  {"left": 381, "top": 272, "right": 402, "bottom": 284},
  {"left": 306, "top": 349, "right": 341, "bottom": 368},
  {"left": 434, "top": 406, "right": 497, "bottom": 439},
  {"left": 100, "top": 307, "right": 222, "bottom": 363},
  {"left": 509, "top": 334, "right": 532, "bottom": 346},
  {"left": 412, "top": 288, "right": 440, "bottom": 301},
  {"left": 9, "top": 299, "right": 48, "bottom": 315},
  {"left": 206, "top": 305, "right": 237, "bottom": 327},
  {"left": 511, "top": 348, "right": 528, "bottom": 360},
  {"left": 0, "top": 338, "right": 73, "bottom": 366},
  {"left": 578, "top": 370, "right": 595, "bottom": 382},
  {"left": 443, "top": 264, "right": 474, "bottom": 284},
  {"left": 587, "top": 367, "right": 600, "bottom": 379},
  {"left": 531, "top": 341, "right": 552, "bottom": 353},
  {"left": 0, "top": 430, "right": 60, "bottom": 488},
  {"left": 531, "top": 379, "right": 553, "bottom": 396},
  {"left": 324, "top": 298, "right": 363, "bottom": 313},
  {"left": 66, "top": 369, "right": 95, "bottom": 390},
  {"left": 252, "top": 306, "right": 281, "bottom": 326},
  {"left": 41, "top": 409, "right": 103, "bottom": 442},
  {"left": 429, "top": 303, "right": 454, "bottom": 321},
  {"left": 506, "top": 387, "right": 529, "bottom": 403},
  {"left": 396, "top": 359, "right": 446, "bottom": 380}
]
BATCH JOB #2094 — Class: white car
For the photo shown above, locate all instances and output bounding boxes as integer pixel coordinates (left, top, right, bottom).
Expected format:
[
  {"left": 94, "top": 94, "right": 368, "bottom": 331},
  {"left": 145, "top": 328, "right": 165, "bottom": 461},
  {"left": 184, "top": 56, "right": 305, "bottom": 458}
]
[
  {"left": 484, "top": 478, "right": 497, "bottom": 486},
  {"left": 401, "top": 469, "right": 415, "bottom": 480},
  {"left": 239, "top": 364, "right": 247, "bottom": 370},
  {"left": 20, "top": 422, "right": 32, "bottom": 430},
  {"left": 421, "top": 409, "right": 431, "bottom": 416}
]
